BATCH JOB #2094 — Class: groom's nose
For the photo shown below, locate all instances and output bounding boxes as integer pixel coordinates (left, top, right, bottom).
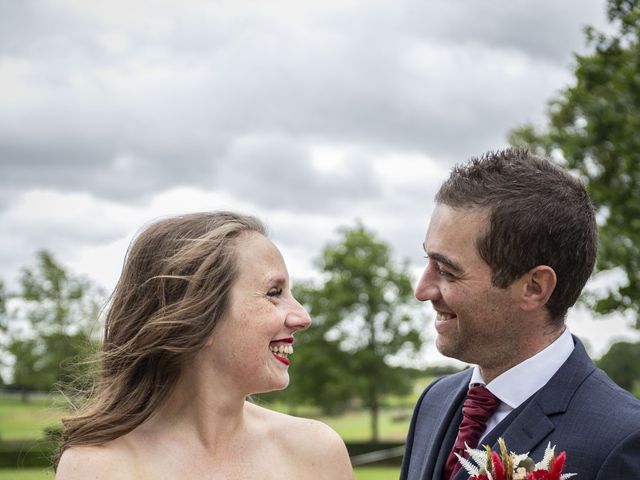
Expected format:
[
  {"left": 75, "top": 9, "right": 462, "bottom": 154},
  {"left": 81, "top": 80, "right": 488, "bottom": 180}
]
[{"left": 415, "top": 264, "right": 441, "bottom": 302}]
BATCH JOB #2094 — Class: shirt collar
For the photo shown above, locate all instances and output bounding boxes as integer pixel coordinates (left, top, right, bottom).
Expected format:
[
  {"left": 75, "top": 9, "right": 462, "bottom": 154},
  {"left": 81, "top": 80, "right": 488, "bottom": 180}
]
[{"left": 470, "top": 327, "right": 575, "bottom": 408}]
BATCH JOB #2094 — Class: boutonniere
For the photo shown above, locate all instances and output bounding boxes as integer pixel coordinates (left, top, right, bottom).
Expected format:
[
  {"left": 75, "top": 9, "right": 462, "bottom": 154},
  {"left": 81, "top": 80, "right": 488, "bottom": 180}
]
[{"left": 457, "top": 437, "right": 576, "bottom": 480}]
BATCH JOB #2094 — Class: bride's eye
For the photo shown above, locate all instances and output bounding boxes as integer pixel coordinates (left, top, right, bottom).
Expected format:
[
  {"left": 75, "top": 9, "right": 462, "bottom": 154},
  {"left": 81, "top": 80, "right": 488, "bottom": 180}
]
[{"left": 266, "top": 287, "right": 282, "bottom": 297}]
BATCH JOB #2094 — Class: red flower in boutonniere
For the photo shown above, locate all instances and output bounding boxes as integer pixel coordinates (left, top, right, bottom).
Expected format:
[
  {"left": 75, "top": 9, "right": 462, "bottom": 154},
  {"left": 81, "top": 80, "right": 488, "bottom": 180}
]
[
  {"left": 491, "top": 451, "right": 507, "bottom": 480},
  {"left": 459, "top": 438, "right": 576, "bottom": 480},
  {"left": 549, "top": 452, "right": 567, "bottom": 480},
  {"left": 526, "top": 472, "right": 550, "bottom": 480}
]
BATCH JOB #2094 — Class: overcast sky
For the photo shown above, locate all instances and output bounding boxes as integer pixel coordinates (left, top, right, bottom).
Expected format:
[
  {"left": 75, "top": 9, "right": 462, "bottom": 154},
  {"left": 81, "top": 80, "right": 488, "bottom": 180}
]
[{"left": 1, "top": 0, "right": 637, "bottom": 366}]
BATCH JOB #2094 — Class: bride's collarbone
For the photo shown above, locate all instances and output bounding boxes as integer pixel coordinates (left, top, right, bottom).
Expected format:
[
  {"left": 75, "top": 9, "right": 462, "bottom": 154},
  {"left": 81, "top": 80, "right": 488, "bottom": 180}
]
[{"left": 133, "top": 432, "right": 310, "bottom": 479}]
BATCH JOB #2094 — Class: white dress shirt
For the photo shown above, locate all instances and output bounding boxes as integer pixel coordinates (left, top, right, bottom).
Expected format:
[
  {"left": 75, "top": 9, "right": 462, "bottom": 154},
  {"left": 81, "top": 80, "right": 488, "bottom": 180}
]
[{"left": 469, "top": 327, "right": 575, "bottom": 442}]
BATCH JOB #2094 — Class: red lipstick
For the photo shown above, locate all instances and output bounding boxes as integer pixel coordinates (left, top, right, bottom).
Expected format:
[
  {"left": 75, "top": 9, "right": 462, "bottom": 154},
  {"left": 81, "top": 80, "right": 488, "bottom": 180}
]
[
  {"left": 272, "top": 353, "right": 290, "bottom": 366},
  {"left": 271, "top": 337, "right": 294, "bottom": 344}
]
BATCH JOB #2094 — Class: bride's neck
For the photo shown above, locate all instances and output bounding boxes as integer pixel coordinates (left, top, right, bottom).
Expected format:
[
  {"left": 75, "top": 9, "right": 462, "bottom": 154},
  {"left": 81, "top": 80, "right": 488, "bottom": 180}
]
[{"left": 144, "top": 369, "right": 249, "bottom": 448}]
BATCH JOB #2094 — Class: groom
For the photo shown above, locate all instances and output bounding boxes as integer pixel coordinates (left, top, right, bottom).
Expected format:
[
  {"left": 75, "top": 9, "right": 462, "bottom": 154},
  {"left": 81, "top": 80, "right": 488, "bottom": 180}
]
[{"left": 400, "top": 149, "right": 640, "bottom": 479}]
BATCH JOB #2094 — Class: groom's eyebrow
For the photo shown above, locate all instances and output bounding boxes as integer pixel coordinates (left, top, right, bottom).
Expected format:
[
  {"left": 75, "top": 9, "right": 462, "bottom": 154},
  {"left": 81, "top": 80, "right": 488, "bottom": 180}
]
[{"left": 422, "top": 243, "right": 464, "bottom": 274}]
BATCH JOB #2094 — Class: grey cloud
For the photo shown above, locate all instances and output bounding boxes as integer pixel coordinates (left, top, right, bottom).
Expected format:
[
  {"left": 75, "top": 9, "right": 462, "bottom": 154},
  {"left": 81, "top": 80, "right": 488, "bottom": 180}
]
[
  {"left": 401, "top": 0, "right": 607, "bottom": 65},
  {"left": 0, "top": 0, "right": 608, "bottom": 211},
  {"left": 0, "top": 128, "right": 223, "bottom": 204},
  {"left": 217, "top": 133, "right": 380, "bottom": 213}
]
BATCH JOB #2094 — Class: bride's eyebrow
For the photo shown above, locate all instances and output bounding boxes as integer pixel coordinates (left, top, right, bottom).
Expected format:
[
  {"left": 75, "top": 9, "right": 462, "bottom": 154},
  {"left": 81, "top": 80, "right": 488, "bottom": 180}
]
[{"left": 261, "top": 274, "right": 287, "bottom": 286}]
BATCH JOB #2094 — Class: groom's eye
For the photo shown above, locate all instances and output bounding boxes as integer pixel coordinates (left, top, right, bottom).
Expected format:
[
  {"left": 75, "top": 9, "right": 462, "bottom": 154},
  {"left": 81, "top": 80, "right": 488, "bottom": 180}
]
[{"left": 436, "top": 264, "right": 454, "bottom": 279}]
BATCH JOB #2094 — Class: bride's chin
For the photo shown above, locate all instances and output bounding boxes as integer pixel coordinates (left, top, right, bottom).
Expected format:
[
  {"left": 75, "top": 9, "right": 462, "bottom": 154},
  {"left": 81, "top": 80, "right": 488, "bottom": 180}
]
[{"left": 270, "top": 375, "right": 290, "bottom": 392}]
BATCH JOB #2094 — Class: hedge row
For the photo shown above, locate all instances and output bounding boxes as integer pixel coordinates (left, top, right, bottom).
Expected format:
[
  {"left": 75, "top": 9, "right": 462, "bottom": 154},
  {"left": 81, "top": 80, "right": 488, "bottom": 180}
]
[{"left": 0, "top": 439, "right": 57, "bottom": 468}]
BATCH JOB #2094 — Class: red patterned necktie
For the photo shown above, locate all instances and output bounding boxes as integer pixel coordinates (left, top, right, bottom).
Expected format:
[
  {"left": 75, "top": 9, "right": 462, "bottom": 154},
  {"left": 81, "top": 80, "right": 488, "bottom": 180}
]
[{"left": 443, "top": 383, "right": 501, "bottom": 480}]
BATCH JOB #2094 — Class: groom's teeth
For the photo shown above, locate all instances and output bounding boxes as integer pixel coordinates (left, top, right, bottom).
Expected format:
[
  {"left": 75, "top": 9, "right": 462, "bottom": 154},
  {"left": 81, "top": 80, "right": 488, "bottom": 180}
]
[{"left": 436, "top": 312, "right": 455, "bottom": 321}]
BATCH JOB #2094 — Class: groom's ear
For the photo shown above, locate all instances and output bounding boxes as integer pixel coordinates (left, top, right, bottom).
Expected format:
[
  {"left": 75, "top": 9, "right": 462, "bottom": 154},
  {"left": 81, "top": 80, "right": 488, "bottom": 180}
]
[{"left": 517, "top": 265, "right": 557, "bottom": 312}]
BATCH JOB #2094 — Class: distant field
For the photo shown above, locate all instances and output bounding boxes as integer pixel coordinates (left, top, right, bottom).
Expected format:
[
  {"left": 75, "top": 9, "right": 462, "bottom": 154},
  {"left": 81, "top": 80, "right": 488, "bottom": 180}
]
[
  {"left": 355, "top": 466, "right": 400, "bottom": 479},
  {"left": 0, "top": 469, "right": 53, "bottom": 480},
  {"left": 316, "top": 408, "right": 411, "bottom": 442},
  {"left": 0, "top": 395, "right": 415, "bottom": 443},
  {"left": 258, "top": 375, "right": 434, "bottom": 442},
  {"left": 0, "top": 375, "right": 435, "bottom": 441},
  {"left": 0, "top": 396, "right": 67, "bottom": 440}
]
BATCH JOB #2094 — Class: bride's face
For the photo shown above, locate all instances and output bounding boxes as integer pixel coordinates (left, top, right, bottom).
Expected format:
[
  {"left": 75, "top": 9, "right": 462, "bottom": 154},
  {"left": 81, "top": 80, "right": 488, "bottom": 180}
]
[{"left": 203, "top": 233, "right": 311, "bottom": 395}]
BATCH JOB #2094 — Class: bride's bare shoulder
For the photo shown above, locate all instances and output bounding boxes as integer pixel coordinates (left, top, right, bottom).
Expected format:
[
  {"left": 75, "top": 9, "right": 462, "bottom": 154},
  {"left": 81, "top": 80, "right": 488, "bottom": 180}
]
[
  {"left": 247, "top": 402, "right": 354, "bottom": 479},
  {"left": 56, "top": 438, "right": 138, "bottom": 480}
]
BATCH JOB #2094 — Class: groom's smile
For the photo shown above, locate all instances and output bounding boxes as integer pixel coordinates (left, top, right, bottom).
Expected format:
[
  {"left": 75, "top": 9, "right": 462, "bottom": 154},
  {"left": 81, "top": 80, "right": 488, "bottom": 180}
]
[{"left": 434, "top": 309, "right": 456, "bottom": 334}]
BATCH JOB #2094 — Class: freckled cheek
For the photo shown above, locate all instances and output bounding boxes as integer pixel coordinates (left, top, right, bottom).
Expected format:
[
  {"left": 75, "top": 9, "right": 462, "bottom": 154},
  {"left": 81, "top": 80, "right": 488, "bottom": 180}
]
[{"left": 234, "top": 305, "right": 264, "bottom": 327}]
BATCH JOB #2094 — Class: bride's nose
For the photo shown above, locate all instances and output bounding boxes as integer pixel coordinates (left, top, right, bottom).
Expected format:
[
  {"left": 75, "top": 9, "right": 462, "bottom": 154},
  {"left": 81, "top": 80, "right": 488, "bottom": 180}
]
[{"left": 286, "top": 297, "right": 312, "bottom": 331}]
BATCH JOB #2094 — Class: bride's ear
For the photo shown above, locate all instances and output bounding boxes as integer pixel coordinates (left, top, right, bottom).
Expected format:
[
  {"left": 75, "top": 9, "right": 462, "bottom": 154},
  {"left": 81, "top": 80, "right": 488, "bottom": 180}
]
[{"left": 518, "top": 265, "right": 557, "bottom": 312}]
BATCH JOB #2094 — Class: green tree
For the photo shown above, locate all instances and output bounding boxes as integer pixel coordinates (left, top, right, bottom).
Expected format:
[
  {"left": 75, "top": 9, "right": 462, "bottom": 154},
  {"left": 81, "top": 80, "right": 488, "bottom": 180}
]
[
  {"left": 0, "top": 280, "right": 6, "bottom": 322},
  {"left": 598, "top": 341, "right": 640, "bottom": 394},
  {"left": 509, "top": 0, "right": 640, "bottom": 324},
  {"left": 0, "top": 279, "right": 7, "bottom": 385},
  {"left": 290, "top": 224, "right": 425, "bottom": 442},
  {"left": 6, "top": 250, "right": 103, "bottom": 394}
]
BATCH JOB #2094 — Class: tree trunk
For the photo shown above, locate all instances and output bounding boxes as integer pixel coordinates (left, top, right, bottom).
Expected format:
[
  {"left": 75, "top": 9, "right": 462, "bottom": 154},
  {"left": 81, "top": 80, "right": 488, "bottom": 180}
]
[{"left": 370, "top": 384, "right": 379, "bottom": 443}]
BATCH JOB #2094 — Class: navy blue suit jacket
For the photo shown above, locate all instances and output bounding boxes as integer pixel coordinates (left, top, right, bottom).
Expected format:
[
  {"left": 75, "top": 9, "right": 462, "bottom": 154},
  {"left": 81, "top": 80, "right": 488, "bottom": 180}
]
[{"left": 400, "top": 337, "right": 640, "bottom": 479}]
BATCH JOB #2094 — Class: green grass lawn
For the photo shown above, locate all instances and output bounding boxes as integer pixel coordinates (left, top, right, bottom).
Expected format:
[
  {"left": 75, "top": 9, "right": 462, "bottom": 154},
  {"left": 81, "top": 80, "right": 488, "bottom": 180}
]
[
  {"left": 0, "top": 394, "right": 413, "bottom": 443},
  {"left": 0, "top": 396, "right": 67, "bottom": 440},
  {"left": 355, "top": 466, "right": 400, "bottom": 479},
  {"left": 0, "top": 374, "right": 435, "bottom": 442},
  {"left": 255, "top": 375, "right": 435, "bottom": 442},
  {"left": 317, "top": 408, "right": 411, "bottom": 442},
  {"left": 0, "top": 469, "right": 53, "bottom": 480}
]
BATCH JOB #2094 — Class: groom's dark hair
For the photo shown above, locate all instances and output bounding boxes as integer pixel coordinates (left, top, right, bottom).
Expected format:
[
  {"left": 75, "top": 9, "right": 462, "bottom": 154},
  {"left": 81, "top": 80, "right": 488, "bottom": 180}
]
[{"left": 436, "top": 148, "right": 597, "bottom": 323}]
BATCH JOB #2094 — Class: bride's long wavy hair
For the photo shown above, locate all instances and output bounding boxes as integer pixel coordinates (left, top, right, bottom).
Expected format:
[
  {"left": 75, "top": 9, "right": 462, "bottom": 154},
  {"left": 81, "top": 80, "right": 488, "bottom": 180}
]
[{"left": 57, "top": 211, "right": 265, "bottom": 466}]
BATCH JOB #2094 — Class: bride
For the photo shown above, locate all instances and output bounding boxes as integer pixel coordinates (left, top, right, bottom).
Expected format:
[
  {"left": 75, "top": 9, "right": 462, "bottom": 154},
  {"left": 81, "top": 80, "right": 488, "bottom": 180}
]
[{"left": 56, "top": 212, "right": 353, "bottom": 479}]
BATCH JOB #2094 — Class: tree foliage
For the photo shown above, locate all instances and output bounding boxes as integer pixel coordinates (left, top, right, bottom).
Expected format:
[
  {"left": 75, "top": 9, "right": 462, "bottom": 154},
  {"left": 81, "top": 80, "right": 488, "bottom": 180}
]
[
  {"left": 598, "top": 341, "right": 640, "bottom": 394},
  {"left": 283, "top": 224, "right": 425, "bottom": 441},
  {"left": 0, "top": 280, "right": 7, "bottom": 385},
  {"left": 509, "top": 0, "right": 640, "bottom": 324},
  {"left": 4, "top": 250, "right": 103, "bottom": 393}
]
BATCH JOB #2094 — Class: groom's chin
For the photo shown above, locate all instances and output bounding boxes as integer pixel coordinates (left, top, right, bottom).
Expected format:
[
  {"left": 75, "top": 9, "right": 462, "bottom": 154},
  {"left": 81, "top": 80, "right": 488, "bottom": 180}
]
[{"left": 435, "top": 337, "right": 457, "bottom": 359}]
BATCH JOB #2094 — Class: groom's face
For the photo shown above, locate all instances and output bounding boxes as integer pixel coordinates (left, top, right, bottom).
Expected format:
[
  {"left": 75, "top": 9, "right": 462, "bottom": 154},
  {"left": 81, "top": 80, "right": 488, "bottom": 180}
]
[{"left": 415, "top": 204, "right": 523, "bottom": 369}]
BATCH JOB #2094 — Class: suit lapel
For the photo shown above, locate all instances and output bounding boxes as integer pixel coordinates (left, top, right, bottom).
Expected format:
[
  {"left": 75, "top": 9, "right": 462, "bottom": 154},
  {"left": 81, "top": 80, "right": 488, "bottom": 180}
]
[
  {"left": 432, "top": 404, "right": 463, "bottom": 480},
  {"left": 482, "top": 400, "right": 555, "bottom": 454},
  {"left": 479, "top": 337, "right": 596, "bottom": 460},
  {"left": 417, "top": 372, "right": 470, "bottom": 480}
]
